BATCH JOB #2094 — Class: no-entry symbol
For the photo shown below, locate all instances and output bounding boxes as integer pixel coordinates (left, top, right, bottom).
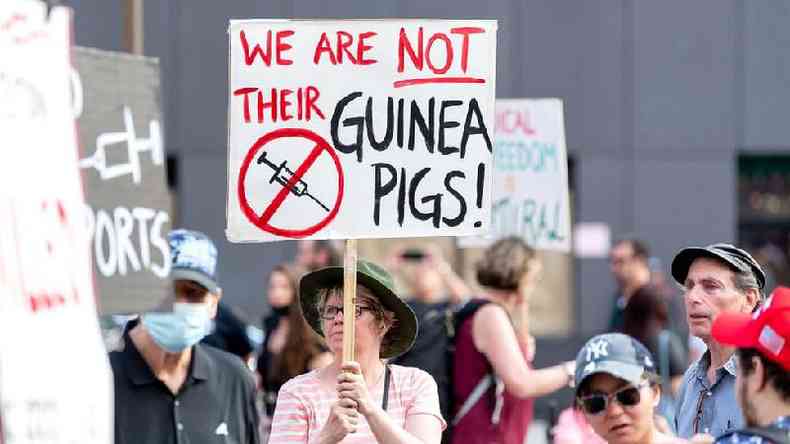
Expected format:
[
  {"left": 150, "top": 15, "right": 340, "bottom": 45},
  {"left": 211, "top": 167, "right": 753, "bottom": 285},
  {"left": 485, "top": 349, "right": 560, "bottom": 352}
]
[{"left": 237, "top": 128, "right": 344, "bottom": 238}]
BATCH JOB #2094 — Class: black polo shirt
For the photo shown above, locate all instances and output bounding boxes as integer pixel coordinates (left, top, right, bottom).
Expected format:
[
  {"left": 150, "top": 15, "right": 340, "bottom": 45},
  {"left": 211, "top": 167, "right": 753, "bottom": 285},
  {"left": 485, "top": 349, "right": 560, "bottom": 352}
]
[{"left": 110, "top": 322, "right": 260, "bottom": 444}]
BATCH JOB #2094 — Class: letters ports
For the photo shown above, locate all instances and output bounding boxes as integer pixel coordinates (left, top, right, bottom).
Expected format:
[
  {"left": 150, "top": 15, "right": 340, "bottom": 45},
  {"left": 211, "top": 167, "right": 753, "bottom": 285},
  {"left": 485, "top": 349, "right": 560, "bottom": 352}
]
[{"left": 85, "top": 206, "right": 171, "bottom": 279}]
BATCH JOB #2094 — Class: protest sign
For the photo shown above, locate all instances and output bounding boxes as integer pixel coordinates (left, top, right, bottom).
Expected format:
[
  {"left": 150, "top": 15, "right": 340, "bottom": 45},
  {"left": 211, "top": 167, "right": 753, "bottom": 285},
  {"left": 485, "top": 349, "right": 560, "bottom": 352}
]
[
  {"left": 0, "top": 3, "right": 113, "bottom": 443},
  {"left": 75, "top": 47, "right": 172, "bottom": 314},
  {"left": 461, "top": 98, "right": 572, "bottom": 252},
  {"left": 226, "top": 20, "right": 497, "bottom": 242}
]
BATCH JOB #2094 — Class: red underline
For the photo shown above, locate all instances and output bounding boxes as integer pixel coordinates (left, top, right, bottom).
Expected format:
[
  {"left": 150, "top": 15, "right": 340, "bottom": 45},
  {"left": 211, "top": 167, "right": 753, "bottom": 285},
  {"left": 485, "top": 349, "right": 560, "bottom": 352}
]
[{"left": 393, "top": 77, "right": 486, "bottom": 88}]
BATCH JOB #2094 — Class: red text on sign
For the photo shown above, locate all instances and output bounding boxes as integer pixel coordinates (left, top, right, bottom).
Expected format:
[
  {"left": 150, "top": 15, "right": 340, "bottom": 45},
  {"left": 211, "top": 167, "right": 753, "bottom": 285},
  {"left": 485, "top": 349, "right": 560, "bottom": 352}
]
[
  {"left": 239, "top": 29, "right": 295, "bottom": 66},
  {"left": 397, "top": 27, "right": 484, "bottom": 75},
  {"left": 233, "top": 86, "right": 326, "bottom": 123},
  {"left": 0, "top": 199, "right": 85, "bottom": 313},
  {"left": 496, "top": 109, "right": 536, "bottom": 136},
  {"left": 313, "top": 31, "right": 377, "bottom": 65}
]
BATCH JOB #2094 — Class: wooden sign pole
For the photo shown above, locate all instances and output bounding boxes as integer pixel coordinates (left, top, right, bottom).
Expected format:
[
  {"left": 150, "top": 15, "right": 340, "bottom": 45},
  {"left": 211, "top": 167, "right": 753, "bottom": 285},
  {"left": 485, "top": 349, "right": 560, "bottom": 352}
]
[{"left": 342, "top": 239, "right": 357, "bottom": 362}]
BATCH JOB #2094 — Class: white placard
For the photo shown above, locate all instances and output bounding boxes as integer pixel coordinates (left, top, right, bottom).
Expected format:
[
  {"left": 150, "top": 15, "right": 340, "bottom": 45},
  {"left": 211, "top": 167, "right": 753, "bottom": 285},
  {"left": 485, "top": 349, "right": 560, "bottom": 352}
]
[
  {"left": 460, "top": 98, "right": 572, "bottom": 251},
  {"left": 226, "top": 20, "right": 497, "bottom": 242},
  {"left": 0, "top": 3, "right": 113, "bottom": 443},
  {"left": 573, "top": 222, "right": 611, "bottom": 258}
]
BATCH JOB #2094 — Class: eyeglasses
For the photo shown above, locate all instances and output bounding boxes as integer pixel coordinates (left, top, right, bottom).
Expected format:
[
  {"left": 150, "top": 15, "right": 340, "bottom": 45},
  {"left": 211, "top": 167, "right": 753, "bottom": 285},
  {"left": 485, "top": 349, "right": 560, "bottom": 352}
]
[
  {"left": 320, "top": 305, "right": 374, "bottom": 320},
  {"left": 577, "top": 382, "right": 648, "bottom": 416}
]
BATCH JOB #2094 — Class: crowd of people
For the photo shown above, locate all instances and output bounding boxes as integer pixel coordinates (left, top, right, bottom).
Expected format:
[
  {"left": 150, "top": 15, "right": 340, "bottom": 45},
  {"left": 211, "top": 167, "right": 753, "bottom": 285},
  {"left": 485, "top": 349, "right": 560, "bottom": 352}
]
[{"left": 106, "top": 229, "right": 790, "bottom": 444}]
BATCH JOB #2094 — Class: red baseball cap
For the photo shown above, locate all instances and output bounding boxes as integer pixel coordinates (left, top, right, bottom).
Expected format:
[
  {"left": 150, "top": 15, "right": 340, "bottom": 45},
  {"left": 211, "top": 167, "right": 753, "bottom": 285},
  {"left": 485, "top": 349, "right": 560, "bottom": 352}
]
[{"left": 712, "top": 286, "right": 790, "bottom": 371}]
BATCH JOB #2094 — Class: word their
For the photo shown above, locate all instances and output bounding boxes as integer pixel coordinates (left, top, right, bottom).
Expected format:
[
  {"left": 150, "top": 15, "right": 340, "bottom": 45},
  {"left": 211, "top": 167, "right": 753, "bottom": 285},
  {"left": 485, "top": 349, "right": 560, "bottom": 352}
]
[{"left": 233, "top": 86, "right": 325, "bottom": 124}]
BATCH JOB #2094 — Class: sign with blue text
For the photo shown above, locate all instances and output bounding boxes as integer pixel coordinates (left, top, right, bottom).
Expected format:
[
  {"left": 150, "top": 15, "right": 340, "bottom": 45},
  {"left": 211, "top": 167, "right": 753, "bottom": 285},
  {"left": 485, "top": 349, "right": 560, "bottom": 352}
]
[{"left": 464, "top": 98, "right": 571, "bottom": 251}]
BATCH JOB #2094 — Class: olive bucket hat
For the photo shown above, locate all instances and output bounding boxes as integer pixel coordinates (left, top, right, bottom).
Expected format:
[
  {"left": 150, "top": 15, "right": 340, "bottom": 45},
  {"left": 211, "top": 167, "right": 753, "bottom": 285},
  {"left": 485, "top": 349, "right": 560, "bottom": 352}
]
[{"left": 299, "top": 259, "right": 418, "bottom": 359}]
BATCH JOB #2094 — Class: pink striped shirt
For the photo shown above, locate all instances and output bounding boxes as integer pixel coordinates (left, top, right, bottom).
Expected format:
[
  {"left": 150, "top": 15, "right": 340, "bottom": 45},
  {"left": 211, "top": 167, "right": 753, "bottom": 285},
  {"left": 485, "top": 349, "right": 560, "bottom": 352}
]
[{"left": 268, "top": 365, "right": 446, "bottom": 443}]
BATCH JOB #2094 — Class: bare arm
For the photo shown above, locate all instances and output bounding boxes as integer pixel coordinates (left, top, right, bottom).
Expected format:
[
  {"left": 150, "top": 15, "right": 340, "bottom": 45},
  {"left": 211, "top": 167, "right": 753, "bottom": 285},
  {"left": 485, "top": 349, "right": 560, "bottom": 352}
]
[
  {"left": 338, "top": 363, "right": 443, "bottom": 444},
  {"left": 366, "top": 405, "right": 442, "bottom": 444},
  {"left": 472, "top": 304, "right": 570, "bottom": 398}
]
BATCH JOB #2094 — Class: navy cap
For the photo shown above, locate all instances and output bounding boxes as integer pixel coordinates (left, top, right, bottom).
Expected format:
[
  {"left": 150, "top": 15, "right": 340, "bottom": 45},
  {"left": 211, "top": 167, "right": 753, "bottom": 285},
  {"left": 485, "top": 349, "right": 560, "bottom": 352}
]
[
  {"left": 671, "top": 243, "right": 765, "bottom": 290},
  {"left": 574, "top": 333, "right": 657, "bottom": 392},
  {"left": 168, "top": 229, "right": 219, "bottom": 294}
]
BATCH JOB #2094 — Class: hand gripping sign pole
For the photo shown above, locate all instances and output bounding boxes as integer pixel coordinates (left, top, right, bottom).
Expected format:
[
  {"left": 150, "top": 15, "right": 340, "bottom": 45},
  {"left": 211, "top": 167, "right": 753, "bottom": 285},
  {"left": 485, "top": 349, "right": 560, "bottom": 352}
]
[{"left": 342, "top": 239, "right": 358, "bottom": 362}]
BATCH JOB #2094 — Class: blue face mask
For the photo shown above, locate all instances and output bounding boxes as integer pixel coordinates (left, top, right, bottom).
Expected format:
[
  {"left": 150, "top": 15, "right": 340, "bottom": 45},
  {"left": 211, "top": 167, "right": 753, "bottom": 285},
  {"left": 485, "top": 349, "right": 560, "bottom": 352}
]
[{"left": 142, "top": 302, "right": 212, "bottom": 352}]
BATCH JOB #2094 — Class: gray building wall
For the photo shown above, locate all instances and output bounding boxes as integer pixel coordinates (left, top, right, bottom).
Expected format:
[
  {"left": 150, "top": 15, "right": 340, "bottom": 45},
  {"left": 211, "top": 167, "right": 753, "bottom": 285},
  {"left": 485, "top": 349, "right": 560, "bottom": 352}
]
[
  {"left": 65, "top": 0, "right": 790, "bottom": 416},
  {"left": 63, "top": 0, "right": 790, "bottom": 327}
]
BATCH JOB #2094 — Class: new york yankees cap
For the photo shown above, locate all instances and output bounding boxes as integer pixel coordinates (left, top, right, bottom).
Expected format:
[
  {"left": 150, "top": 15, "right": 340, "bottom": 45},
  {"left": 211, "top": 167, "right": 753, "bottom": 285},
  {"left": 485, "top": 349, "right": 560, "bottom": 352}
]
[{"left": 574, "top": 333, "right": 658, "bottom": 392}]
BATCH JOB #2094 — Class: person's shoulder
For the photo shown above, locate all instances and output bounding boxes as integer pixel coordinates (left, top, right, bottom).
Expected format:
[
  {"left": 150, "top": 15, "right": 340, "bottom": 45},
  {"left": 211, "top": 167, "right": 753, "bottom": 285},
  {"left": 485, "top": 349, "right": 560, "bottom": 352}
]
[
  {"left": 472, "top": 300, "right": 508, "bottom": 322},
  {"left": 655, "top": 433, "right": 694, "bottom": 444},
  {"left": 675, "top": 355, "right": 702, "bottom": 397},
  {"left": 714, "top": 431, "right": 768, "bottom": 443},
  {"left": 201, "top": 344, "right": 248, "bottom": 370},
  {"left": 683, "top": 354, "right": 704, "bottom": 378},
  {"left": 279, "top": 369, "right": 322, "bottom": 395},
  {"left": 389, "top": 364, "right": 436, "bottom": 386},
  {"left": 198, "top": 344, "right": 255, "bottom": 387},
  {"left": 108, "top": 348, "right": 124, "bottom": 366},
  {"left": 108, "top": 339, "right": 135, "bottom": 371}
]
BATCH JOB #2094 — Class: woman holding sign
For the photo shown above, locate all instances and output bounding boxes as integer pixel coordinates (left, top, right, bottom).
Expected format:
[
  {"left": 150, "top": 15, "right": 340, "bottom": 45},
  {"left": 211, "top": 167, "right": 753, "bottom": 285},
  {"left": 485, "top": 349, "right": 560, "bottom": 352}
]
[{"left": 268, "top": 260, "right": 446, "bottom": 444}]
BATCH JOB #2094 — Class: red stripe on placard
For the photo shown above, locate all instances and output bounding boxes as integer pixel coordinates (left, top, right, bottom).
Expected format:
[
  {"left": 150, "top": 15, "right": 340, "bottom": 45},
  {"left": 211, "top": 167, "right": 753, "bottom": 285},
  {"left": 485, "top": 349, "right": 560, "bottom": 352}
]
[{"left": 393, "top": 77, "right": 486, "bottom": 88}]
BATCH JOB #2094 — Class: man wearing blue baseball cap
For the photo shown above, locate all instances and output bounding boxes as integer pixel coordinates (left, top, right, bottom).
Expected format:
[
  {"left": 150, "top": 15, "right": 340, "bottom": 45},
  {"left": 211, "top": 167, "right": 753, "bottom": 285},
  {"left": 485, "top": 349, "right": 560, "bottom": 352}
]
[
  {"left": 110, "top": 229, "right": 259, "bottom": 444},
  {"left": 670, "top": 243, "right": 765, "bottom": 439}
]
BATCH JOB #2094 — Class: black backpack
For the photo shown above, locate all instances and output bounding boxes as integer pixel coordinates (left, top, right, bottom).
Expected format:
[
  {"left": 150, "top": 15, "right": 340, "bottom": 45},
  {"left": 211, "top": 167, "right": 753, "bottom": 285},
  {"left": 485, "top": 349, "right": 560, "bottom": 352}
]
[
  {"left": 718, "top": 425, "right": 790, "bottom": 444},
  {"left": 392, "top": 299, "right": 492, "bottom": 439}
]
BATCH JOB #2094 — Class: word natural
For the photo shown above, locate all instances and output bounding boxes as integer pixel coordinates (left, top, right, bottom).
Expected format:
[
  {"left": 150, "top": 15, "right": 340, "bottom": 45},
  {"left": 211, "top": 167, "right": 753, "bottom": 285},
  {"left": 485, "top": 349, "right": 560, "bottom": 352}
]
[{"left": 491, "top": 197, "right": 566, "bottom": 246}]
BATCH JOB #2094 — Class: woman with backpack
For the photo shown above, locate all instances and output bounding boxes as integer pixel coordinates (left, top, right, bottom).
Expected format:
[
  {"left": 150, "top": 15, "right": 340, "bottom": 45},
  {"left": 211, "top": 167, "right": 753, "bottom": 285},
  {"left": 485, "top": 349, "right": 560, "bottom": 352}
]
[{"left": 451, "top": 236, "right": 576, "bottom": 444}]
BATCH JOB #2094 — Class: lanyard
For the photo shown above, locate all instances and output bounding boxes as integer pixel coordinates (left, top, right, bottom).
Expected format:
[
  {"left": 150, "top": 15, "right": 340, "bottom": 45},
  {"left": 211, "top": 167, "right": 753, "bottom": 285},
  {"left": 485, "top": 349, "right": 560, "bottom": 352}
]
[{"left": 382, "top": 365, "right": 391, "bottom": 411}]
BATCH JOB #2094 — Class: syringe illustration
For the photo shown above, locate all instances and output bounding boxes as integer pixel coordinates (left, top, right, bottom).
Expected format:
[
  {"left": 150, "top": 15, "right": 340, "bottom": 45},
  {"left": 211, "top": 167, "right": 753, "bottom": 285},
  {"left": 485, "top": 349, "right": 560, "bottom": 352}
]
[{"left": 256, "top": 151, "right": 330, "bottom": 212}]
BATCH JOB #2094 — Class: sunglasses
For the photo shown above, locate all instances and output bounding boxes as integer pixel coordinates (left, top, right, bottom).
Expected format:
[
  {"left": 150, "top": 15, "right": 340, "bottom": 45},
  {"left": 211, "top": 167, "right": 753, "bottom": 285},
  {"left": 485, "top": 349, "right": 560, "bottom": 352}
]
[{"left": 577, "top": 381, "right": 648, "bottom": 416}]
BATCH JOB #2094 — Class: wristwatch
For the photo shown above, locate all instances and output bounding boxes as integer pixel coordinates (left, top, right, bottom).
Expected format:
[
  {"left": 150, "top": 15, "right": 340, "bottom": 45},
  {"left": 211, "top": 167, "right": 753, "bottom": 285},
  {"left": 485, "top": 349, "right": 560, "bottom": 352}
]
[{"left": 563, "top": 362, "right": 575, "bottom": 388}]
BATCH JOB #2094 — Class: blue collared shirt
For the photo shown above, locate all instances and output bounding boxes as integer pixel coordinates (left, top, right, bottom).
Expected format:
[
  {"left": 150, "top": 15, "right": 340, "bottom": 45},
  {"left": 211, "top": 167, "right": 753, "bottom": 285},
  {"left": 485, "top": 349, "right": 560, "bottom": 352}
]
[
  {"left": 714, "top": 416, "right": 790, "bottom": 443},
  {"left": 675, "top": 351, "right": 743, "bottom": 438}
]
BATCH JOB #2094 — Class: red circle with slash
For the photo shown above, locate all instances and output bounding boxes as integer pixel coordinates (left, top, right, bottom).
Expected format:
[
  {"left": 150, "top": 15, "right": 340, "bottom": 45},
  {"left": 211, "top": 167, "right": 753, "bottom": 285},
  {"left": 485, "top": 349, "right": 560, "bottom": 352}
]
[{"left": 237, "top": 128, "right": 344, "bottom": 238}]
